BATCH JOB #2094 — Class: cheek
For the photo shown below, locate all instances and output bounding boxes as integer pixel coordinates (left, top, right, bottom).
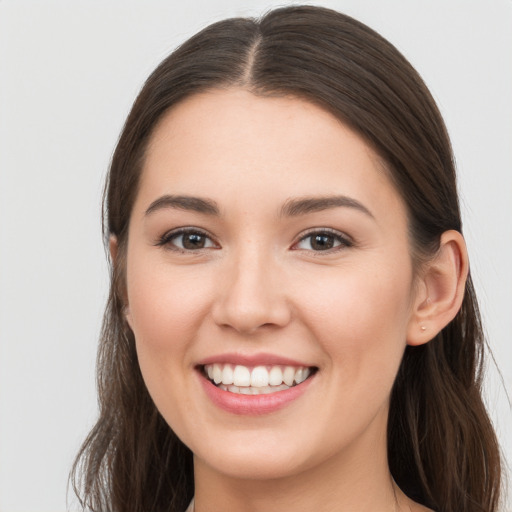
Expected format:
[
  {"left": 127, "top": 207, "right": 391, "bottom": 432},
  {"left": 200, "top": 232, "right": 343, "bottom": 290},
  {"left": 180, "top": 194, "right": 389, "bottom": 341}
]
[
  {"left": 126, "top": 260, "right": 214, "bottom": 353},
  {"left": 297, "top": 261, "right": 413, "bottom": 375},
  {"left": 124, "top": 257, "right": 216, "bottom": 429},
  {"left": 290, "top": 262, "right": 414, "bottom": 450}
]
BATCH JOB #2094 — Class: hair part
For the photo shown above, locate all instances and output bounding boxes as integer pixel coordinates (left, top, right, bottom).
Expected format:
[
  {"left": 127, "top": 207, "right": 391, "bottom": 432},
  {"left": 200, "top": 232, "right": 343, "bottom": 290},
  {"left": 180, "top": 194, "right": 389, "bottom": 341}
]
[{"left": 71, "top": 6, "right": 502, "bottom": 512}]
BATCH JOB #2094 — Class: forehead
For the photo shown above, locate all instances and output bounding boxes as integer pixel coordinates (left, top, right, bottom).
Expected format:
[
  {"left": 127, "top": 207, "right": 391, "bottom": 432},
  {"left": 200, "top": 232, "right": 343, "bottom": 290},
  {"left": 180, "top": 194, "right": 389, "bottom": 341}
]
[{"left": 137, "top": 88, "right": 405, "bottom": 221}]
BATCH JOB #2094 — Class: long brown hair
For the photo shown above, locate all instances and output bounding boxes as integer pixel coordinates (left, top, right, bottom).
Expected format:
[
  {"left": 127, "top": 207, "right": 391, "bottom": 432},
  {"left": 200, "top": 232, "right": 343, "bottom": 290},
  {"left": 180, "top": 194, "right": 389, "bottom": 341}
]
[{"left": 71, "top": 6, "right": 503, "bottom": 511}]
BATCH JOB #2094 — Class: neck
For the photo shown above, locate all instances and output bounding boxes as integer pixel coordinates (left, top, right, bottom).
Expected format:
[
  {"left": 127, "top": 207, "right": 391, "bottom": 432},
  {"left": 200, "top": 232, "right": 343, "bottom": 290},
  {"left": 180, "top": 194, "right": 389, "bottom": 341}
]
[{"left": 193, "top": 413, "right": 407, "bottom": 512}]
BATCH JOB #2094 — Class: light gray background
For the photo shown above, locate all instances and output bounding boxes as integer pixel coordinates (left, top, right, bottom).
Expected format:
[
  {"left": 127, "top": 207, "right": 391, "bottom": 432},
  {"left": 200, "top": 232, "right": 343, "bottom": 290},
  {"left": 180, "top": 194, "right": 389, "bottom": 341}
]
[{"left": 0, "top": 1, "right": 510, "bottom": 511}]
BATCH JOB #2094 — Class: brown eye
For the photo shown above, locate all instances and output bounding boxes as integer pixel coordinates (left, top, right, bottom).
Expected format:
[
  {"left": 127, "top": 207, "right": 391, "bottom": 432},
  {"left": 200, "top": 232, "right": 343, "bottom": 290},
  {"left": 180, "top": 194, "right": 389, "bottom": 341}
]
[
  {"left": 182, "top": 232, "right": 207, "bottom": 249},
  {"left": 310, "top": 234, "right": 335, "bottom": 250},
  {"left": 158, "top": 229, "right": 217, "bottom": 251},
  {"left": 294, "top": 230, "right": 352, "bottom": 252}
]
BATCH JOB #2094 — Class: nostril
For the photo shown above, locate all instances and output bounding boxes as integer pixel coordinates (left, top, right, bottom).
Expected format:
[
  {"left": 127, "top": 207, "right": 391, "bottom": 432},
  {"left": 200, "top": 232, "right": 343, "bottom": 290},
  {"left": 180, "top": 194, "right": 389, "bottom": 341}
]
[{"left": 210, "top": 273, "right": 292, "bottom": 333}]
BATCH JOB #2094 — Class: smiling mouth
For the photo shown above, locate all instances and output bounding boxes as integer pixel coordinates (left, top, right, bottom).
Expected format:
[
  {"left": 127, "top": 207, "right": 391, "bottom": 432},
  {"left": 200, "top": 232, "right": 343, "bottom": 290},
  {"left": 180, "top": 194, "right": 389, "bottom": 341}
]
[{"left": 202, "top": 363, "right": 317, "bottom": 395}]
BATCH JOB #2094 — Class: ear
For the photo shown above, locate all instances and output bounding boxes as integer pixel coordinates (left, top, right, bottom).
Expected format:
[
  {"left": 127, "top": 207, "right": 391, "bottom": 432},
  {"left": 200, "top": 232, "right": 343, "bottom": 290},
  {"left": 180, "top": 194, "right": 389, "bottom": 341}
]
[
  {"left": 407, "top": 230, "right": 469, "bottom": 346},
  {"left": 109, "top": 235, "right": 132, "bottom": 324},
  {"left": 109, "top": 235, "right": 118, "bottom": 263}
]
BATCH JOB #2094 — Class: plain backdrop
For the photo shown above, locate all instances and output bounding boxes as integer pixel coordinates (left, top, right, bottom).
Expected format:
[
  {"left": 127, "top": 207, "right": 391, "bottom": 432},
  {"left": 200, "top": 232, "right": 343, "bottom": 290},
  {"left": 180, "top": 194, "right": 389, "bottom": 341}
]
[{"left": 0, "top": 1, "right": 511, "bottom": 511}]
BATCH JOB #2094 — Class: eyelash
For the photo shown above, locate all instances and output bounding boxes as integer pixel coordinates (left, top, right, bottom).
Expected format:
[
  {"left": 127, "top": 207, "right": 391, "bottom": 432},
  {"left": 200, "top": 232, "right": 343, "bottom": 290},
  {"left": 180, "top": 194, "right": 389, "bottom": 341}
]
[{"left": 156, "top": 227, "right": 353, "bottom": 253}]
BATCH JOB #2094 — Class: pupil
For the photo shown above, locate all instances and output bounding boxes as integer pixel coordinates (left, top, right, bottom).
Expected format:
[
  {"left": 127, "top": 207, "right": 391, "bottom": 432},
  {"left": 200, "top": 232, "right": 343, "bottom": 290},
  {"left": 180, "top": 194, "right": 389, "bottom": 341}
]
[
  {"left": 183, "top": 233, "right": 205, "bottom": 249},
  {"left": 312, "top": 234, "right": 334, "bottom": 250}
]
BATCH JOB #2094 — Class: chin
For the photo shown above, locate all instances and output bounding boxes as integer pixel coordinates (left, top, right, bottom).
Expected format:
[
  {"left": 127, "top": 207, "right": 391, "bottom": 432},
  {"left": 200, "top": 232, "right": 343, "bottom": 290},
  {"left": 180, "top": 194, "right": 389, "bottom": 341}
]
[{"left": 196, "top": 445, "right": 313, "bottom": 481}]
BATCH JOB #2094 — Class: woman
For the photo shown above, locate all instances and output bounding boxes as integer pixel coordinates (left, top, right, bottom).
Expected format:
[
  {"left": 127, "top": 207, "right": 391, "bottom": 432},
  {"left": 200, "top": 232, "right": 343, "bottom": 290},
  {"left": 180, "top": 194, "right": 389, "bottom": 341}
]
[{"left": 71, "top": 6, "right": 503, "bottom": 512}]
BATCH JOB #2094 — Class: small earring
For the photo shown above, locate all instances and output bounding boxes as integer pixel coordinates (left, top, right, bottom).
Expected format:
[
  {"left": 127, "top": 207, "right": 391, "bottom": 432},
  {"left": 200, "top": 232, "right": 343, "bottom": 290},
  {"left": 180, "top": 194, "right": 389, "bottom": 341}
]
[{"left": 420, "top": 325, "right": 427, "bottom": 332}]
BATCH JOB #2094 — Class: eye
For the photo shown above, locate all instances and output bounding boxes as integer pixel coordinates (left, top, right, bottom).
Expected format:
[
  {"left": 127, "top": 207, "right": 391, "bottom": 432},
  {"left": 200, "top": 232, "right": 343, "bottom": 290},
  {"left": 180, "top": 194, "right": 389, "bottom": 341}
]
[
  {"left": 157, "top": 228, "right": 217, "bottom": 251},
  {"left": 293, "top": 229, "right": 352, "bottom": 252}
]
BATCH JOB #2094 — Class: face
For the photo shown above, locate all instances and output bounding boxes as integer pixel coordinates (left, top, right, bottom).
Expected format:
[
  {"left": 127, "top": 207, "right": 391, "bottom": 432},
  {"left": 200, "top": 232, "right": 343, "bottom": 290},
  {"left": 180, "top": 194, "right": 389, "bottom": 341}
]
[{"left": 124, "top": 88, "right": 418, "bottom": 480}]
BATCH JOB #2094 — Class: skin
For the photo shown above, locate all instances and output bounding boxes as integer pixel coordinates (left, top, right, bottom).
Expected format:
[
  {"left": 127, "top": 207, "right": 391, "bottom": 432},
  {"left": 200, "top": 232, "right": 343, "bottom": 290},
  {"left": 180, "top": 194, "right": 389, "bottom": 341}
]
[{"left": 120, "top": 88, "right": 467, "bottom": 512}]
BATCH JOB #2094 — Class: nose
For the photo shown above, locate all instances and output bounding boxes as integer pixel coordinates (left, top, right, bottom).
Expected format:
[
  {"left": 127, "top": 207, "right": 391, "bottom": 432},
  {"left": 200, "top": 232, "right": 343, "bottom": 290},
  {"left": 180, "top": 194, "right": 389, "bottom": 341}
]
[{"left": 211, "top": 248, "right": 292, "bottom": 334}]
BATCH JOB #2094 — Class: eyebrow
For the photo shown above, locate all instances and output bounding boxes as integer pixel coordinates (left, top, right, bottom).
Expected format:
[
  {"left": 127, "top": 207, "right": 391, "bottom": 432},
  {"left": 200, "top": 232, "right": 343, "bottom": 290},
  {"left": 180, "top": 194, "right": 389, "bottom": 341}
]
[
  {"left": 145, "top": 195, "right": 220, "bottom": 216},
  {"left": 144, "top": 194, "right": 373, "bottom": 219},
  {"left": 280, "top": 195, "right": 374, "bottom": 218}
]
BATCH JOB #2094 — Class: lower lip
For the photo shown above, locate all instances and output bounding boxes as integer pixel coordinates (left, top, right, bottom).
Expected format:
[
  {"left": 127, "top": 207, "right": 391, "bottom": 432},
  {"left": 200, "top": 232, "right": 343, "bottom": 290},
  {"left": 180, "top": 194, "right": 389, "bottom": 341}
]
[{"left": 198, "top": 372, "right": 314, "bottom": 416}]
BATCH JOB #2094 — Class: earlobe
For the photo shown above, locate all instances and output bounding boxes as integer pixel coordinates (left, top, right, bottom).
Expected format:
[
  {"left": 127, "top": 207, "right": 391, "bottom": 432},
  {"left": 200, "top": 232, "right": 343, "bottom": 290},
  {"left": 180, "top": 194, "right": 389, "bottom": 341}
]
[
  {"left": 109, "top": 235, "right": 118, "bottom": 263},
  {"left": 124, "top": 305, "right": 133, "bottom": 328},
  {"left": 109, "top": 235, "right": 132, "bottom": 326},
  {"left": 407, "top": 230, "right": 469, "bottom": 346}
]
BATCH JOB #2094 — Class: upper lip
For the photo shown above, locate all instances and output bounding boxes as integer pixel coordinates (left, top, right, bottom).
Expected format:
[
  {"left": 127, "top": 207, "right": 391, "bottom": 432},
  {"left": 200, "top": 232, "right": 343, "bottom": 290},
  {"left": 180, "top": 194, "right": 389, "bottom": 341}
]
[{"left": 196, "top": 352, "right": 315, "bottom": 368}]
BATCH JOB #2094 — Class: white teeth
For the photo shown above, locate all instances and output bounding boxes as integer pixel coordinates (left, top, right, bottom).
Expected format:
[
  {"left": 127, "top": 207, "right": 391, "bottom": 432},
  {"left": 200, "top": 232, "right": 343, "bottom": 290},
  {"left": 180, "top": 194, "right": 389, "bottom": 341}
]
[
  {"left": 268, "top": 366, "right": 283, "bottom": 386},
  {"left": 295, "top": 367, "right": 311, "bottom": 384},
  {"left": 283, "top": 366, "right": 295, "bottom": 386},
  {"left": 233, "top": 365, "right": 251, "bottom": 387},
  {"left": 204, "top": 363, "right": 314, "bottom": 389},
  {"left": 218, "top": 383, "right": 292, "bottom": 395},
  {"left": 221, "top": 365, "right": 234, "bottom": 385},
  {"left": 251, "top": 366, "right": 269, "bottom": 387},
  {"left": 213, "top": 363, "right": 222, "bottom": 384}
]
